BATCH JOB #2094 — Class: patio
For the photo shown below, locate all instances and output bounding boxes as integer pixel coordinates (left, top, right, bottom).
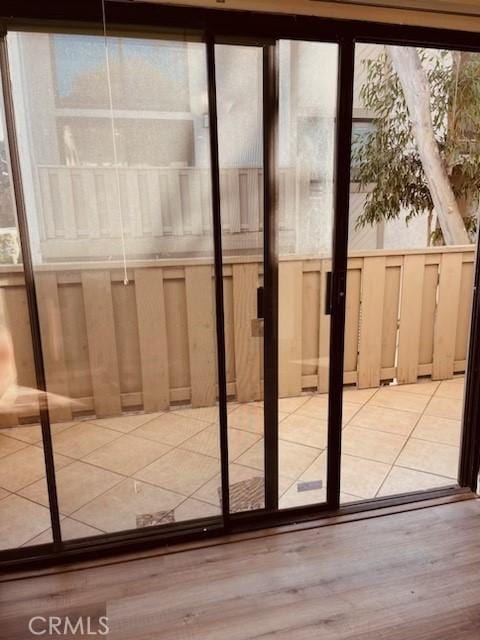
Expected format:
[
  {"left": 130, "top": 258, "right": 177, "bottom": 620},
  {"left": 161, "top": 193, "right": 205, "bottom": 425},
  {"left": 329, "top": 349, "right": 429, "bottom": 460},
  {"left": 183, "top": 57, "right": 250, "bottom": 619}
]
[{"left": 0, "top": 375, "right": 463, "bottom": 549}]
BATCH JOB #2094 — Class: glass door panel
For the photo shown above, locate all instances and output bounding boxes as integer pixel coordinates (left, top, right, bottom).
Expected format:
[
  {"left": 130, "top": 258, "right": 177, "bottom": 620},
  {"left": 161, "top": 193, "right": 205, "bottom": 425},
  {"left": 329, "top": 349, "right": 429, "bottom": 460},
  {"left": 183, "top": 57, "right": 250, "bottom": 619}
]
[
  {"left": 277, "top": 40, "right": 339, "bottom": 508},
  {"left": 8, "top": 30, "right": 223, "bottom": 539},
  {"left": 0, "top": 67, "right": 54, "bottom": 549},
  {"left": 341, "top": 43, "right": 476, "bottom": 502},
  {"left": 215, "top": 43, "right": 266, "bottom": 513}
]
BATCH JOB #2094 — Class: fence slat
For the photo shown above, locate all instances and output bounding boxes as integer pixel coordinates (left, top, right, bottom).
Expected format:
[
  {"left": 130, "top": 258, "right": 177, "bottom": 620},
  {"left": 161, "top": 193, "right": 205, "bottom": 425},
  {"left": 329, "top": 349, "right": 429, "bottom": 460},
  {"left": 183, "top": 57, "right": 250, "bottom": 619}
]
[
  {"left": 137, "top": 172, "right": 150, "bottom": 236},
  {"left": 126, "top": 171, "right": 142, "bottom": 238},
  {"left": 135, "top": 268, "right": 170, "bottom": 412},
  {"left": 168, "top": 171, "right": 183, "bottom": 236},
  {"left": 0, "top": 288, "right": 19, "bottom": 426},
  {"left": 159, "top": 172, "right": 171, "bottom": 233},
  {"left": 9, "top": 287, "right": 39, "bottom": 418},
  {"left": 35, "top": 273, "right": 72, "bottom": 423},
  {"left": 397, "top": 254, "right": 425, "bottom": 384},
  {"left": 295, "top": 164, "right": 310, "bottom": 253},
  {"left": 344, "top": 266, "right": 361, "bottom": 382},
  {"left": 455, "top": 262, "right": 474, "bottom": 362},
  {"left": 82, "top": 172, "right": 100, "bottom": 239},
  {"left": 279, "top": 261, "right": 303, "bottom": 397},
  {"left": 82, "top": 271, "right": 121, "bottom": 416},
  {"left": 284, "top": 169, "right": 296, "bottom": 231},
  {"left": 432, "top": 252, "right": 463, "bottom": 380},
  {"left": 60, "top": 282, "right": 92, "bottom": 400},
  {"left": 358, "top": 256, "right": 386, "bottom": 388},
  {"left": 93, "top": 173, "right": 108, "bottom": 236},
  {"left": 71, "top": 172, "right": 89, "bottom": 238},
  {"left": 58, "top": 170, "right": 77, "bottom": 239},
  {"left": 185, "top": 266, "right": 217, "bottom": 407},
  {"left": 104, "top": 171, "right": 119, "bottom": 237},
  {"left": 302, "top": 269, "right": 320, "bottom": 379},
  {"left": 220, "top": 171, "right": 231, "bottom": 232},
  {"left": 200, "top": 169, "right": 212, "bottom": 233},
  {"left": 189, "top": 170, "right": 203, "bottom": 235},
  {"left": 164, "top": 274, "right": 189, "bottom": 390},
  {"left": 247, "top": 169, "right": 260, "bottom": 232},
  {"left": 38, "top": 168, "right": 56, "bottom": 239},
  {"left": 229, "top": 170, "right": 241, "bottom": 233},
  {"left": 318, "top": 259, "right": 331, "bottom": 393},
  {"left": 419, "top": 263, "right": 438, "bottom": 367},
  {"left": 232, "top": 263, "right": 261, "bottom": 402},
  {"left": 381, "top": 266, "right": 401, "bottom": 373},
  {"left": 143, "top": 171, "right": 163, "bottom": 236},
  {"left": 119, "top": 171, "right": 132, "bottom": 237}
]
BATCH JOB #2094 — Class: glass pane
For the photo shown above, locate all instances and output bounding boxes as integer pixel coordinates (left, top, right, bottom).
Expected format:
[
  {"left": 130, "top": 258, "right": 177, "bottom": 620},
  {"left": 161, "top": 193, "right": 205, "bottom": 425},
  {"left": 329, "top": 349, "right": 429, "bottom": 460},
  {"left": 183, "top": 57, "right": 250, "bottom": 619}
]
[
  {"left": 342, "top": 43, "right": 475, "bottom": 503},
  {"left": 0, "top": 72, "right": 53, "bottom": 549},
  {"left": 277, "top": 41, "right": 338, "bottom": 508},
  {"left": 215, "top": 44, "right": 266, "bottom": 513},
  {"left": 8, "top": 30, "right": 222, "bottom": 539}
]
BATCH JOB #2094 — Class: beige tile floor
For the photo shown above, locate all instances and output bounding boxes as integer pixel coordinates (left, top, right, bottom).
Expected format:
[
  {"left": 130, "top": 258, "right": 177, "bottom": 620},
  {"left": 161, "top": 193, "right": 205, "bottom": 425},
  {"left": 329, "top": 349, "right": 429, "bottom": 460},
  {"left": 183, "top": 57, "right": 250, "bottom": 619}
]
[{"left": 0, "top": 376, "right": 464, "bottom": 550}]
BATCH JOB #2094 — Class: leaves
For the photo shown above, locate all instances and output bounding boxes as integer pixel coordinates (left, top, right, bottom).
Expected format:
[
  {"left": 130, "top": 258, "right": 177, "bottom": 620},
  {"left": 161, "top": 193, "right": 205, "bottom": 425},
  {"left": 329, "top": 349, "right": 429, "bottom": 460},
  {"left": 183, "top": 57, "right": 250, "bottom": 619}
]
[{"left": 354, "top": 47, "right": 480, "bottom": 242}]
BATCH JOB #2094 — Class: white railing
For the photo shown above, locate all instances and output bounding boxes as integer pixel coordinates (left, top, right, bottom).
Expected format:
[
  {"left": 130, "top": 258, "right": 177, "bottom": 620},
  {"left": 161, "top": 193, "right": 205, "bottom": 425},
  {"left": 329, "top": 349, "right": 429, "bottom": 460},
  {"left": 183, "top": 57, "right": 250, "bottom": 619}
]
[{"left": 36, "top": 165, "right": 301, "bottom": 259}]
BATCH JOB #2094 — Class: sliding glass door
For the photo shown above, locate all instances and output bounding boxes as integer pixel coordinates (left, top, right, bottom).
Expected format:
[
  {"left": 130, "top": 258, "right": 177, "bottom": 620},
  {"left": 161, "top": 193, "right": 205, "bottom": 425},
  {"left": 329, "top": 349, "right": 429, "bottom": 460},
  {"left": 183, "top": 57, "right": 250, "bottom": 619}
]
[
  {"left": 215, "top": 43, "right": 267, "bottom": 514},
  {"left": 3, "top": 29, "right": 224, "bottom": 542},
  {"left": 213, "top": 38, "right": 343, "bottom": 514},
  {"left": 1, "top": 8, "right": 479, "bottom": 566},
  {"left": 341, "top": 42, "right": 478, "bottom": 503}
]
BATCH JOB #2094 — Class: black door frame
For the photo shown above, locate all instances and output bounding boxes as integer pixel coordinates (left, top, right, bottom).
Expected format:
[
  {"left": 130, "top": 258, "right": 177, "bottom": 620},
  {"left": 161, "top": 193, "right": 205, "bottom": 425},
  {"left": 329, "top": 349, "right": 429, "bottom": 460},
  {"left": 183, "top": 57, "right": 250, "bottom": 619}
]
[{"left": 0, "top": 1, "right": 479, "bottom": 570}]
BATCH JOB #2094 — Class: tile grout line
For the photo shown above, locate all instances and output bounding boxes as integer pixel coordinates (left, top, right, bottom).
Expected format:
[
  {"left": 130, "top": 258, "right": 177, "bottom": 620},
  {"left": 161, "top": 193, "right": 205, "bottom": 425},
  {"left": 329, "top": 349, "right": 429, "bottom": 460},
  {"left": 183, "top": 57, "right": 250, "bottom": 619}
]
[
  {"left": 373, "top": 391, "right": 448, "bottom": 498},
  {"left": 374, "top": 394, "right": 429, "bottom": 498},
  {"left": 0, "top": 378, "right": 465, "bottom": 543}
]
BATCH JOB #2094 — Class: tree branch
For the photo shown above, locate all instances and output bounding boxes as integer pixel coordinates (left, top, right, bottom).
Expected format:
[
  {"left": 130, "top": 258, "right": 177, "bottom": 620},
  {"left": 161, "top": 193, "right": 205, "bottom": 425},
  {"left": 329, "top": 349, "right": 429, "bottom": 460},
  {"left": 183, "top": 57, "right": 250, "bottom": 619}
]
[{"left": 387, "top": 45, "right": 470, "bottom": 245}]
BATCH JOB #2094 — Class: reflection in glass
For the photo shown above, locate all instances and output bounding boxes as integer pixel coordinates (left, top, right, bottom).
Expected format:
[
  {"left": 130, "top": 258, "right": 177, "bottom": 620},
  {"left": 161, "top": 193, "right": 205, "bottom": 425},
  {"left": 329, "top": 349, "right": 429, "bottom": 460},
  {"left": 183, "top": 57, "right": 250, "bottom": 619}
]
[{"left": 0, "top": 72, "right": 53, "bottom": 549}]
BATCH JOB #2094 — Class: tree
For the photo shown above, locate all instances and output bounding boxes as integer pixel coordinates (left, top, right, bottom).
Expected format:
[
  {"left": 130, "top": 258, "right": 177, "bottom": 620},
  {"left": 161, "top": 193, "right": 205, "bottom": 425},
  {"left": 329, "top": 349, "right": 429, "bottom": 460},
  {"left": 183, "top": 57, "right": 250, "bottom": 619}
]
[{"left": 352, "top": 46, "right": 480, "bottom": 245}]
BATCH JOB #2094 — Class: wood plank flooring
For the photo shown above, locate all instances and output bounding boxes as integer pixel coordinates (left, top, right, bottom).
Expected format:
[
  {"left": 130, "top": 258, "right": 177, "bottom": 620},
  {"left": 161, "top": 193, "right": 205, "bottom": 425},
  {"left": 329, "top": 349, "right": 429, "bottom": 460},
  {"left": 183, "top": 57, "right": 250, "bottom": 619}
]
[{"left": 1, "top": 498, "right": 480, "bottom": 639}]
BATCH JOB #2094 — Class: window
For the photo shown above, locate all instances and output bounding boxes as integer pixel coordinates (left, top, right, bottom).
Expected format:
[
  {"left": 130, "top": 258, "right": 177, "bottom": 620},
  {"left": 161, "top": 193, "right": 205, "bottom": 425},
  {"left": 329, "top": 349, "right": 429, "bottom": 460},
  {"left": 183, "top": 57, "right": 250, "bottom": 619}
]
[{"left": 52, "top": 34, "right": 190, "bottom": 111}]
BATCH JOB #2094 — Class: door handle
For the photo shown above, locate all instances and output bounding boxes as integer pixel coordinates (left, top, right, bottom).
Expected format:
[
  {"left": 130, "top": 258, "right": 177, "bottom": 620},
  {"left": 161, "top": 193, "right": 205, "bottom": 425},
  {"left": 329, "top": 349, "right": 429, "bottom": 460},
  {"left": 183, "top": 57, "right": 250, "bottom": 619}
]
[
  {"left": 252, "top": 286, "right": 264, "bottom": 337},
  {"left": 325, "top": 272, "right": 332, "bottom": 315},
  {"left": 257, "top": 286, "right": 264, "bottom": 319},
  {"left": 325, "top": 271, "right": 346, "bottom": 315}
]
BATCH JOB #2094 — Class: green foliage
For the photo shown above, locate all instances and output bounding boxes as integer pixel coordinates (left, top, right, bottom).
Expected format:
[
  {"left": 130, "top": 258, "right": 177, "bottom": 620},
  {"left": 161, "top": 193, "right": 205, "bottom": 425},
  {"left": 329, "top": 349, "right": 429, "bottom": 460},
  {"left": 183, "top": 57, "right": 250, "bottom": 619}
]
[
  {"left": 352, "top": 48, "right": 480, "bottom": 241},
  {"left": 0, "top": 142, "right": 15, "bottom": 229}
]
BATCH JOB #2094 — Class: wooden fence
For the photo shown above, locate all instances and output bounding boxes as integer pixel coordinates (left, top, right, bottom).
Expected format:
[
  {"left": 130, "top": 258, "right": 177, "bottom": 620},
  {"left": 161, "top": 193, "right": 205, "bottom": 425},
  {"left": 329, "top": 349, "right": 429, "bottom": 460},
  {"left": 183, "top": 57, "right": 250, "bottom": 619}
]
[{"left": 0, "top": 245, "right": 474, "bottom": 424}]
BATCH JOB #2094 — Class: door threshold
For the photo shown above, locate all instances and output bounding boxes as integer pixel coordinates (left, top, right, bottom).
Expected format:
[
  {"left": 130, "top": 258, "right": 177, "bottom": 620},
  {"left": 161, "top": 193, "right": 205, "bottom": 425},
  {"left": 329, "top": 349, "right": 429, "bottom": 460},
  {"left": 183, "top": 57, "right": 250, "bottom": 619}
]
[{"left": 2, "top": 489, "right": 475, "bottom": 581}]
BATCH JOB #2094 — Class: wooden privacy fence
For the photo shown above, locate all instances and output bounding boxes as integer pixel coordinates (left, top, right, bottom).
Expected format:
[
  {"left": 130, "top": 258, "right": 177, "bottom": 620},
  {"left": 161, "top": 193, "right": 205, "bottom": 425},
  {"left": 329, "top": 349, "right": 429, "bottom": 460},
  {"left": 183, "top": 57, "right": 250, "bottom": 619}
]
[
  {"left": 0, "top": 245, "right": 474, "bottom": 423},
  {"left": 36, "top": 165, "right": 298, "bottom": 259},
  {"left": 279, "top": 245, "right": 474, "bottom": 397}
]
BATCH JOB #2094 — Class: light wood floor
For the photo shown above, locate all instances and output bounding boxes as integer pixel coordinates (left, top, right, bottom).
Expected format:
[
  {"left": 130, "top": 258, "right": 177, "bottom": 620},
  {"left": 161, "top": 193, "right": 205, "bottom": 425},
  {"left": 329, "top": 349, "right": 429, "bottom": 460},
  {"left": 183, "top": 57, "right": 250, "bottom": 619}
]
[{"left": 1, "top": 498, "right": 480, "bottom": 639}]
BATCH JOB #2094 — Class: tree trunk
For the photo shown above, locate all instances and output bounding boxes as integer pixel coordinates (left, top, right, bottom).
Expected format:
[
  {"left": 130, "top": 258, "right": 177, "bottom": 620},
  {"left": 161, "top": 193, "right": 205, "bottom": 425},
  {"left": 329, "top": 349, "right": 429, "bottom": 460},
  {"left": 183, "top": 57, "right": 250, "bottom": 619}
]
[{"left": 387, "top": 45, "right": 470, "bottom": 245}]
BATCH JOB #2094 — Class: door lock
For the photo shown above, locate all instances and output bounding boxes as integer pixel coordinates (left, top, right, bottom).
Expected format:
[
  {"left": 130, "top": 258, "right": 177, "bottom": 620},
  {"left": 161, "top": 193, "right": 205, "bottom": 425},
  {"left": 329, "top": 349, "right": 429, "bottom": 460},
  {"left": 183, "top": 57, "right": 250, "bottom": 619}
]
[{"left": 252, "top": 286, "right": 264, "bottom": 337}]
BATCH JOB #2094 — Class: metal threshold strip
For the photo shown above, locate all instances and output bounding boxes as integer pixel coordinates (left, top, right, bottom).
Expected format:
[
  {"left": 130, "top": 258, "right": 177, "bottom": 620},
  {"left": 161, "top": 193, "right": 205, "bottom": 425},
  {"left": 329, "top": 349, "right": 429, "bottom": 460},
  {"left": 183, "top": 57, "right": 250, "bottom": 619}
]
[{"left": 0, "top": 488, "right": 474, "bottom": 575}]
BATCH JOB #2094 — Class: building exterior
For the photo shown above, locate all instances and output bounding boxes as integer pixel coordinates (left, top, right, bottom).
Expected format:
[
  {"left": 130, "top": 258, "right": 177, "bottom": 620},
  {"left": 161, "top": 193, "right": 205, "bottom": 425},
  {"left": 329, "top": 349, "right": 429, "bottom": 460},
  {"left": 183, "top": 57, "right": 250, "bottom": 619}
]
[{"left": 3, "top": 33, "right": 427, "bottom": 263}]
